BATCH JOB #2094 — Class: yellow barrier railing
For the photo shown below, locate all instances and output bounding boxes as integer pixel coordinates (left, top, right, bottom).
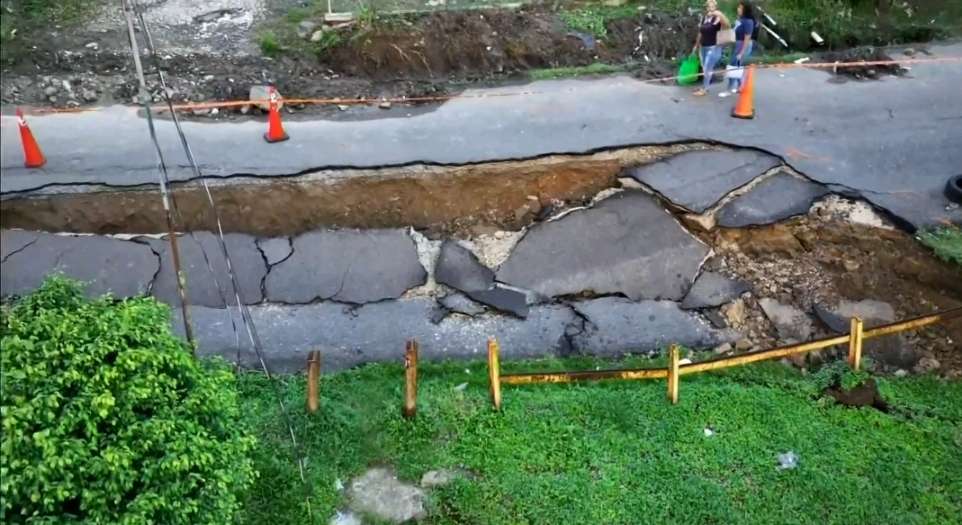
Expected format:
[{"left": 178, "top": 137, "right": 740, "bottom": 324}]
[{"left": 486, "top": 307, "right": 962, "bottom": 408}]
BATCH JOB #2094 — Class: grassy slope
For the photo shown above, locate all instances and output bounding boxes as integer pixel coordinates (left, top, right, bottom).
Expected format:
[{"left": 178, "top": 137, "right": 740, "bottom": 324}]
[
  {"left": 918, "top": 226, "right": 962, "bottom": 268},
  {"left": 238, "top": 357, "right": 962, "bottom": 524}
]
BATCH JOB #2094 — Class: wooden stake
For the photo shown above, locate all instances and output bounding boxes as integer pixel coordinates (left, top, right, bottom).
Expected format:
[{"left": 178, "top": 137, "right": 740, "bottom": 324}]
[
  {"left": 306, "top": 350, "right": 320, "bottom": 414},
  {"left": 848, "top": 317, "right": 864, "bottom": 371},
  {"left": 487, "top": 338, "right": 502, "bottom": 411},
  {"left": 667, "top": 344, "right": 680, "bottom": 405},
  {"left": 403, "top": 340, "right": 418, "bottom": 418}
]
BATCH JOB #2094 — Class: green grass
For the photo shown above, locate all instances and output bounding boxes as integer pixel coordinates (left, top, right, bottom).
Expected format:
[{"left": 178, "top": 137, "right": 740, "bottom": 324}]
[
  {"left": 0, "top": 0, "right": 102, "bottom": 63},
  {"left": 237, "top": 356, "right": 962, "bottom": 524},
  {"left": 918, "top": 226, "right": 962, "bottom": 267},
  {"left": 558, "top": 3, "right": 640, "bottom": 38},
  {"left": 530, "top": 62, "right": 627, "bottom": 80}
]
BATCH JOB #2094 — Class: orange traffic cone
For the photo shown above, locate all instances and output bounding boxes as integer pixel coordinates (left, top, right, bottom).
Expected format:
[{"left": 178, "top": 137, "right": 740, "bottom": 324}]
[
  {"left": 263, "top": 86, "right": 289, "bottom": 143},
  {"left": 16, "top": 108, "right": 46, "bottom": 168},
  {"left": 731, "top": 64, "right": 756, "bottom": 120}
]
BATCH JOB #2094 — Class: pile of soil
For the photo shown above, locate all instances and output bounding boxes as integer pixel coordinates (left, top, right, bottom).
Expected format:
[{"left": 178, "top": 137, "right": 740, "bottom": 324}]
[
  {"left": 0, "top": 6, "right": 696, "bottom": 113},
  {"left": 707, "top": 210, "right": 962, "bottom": 375},
  {"left": 820, "top": 46, "right": 908, "bottom": 80}
]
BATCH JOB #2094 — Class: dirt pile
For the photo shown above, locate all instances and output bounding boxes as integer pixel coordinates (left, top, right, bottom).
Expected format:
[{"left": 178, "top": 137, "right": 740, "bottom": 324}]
[{"left": 820, "top": 46, "right": 909, "bottom": 80}]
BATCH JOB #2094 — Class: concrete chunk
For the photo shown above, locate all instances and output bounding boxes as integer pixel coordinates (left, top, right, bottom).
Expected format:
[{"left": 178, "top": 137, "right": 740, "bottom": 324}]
[
  {"left": 681, "top": 271, "right": 751, "bottom": 309},
  {"left": 434, "top": 240, "right": 494, "bottom": 292},
  {"left": 146, "top": 232, "right": 266, "bottom": 308},
  {"left": 1, "top": 232, "right": 157, "bottom": 298},
  {"left": 572, "top": 297, "right": 736, "bottom": 354},
  {"left": 628, "top": 150, "right": 781, "bottom": 212},
  {"left": 716, "top": 172, "right": 829, "bottom": 227},
  {"left": 265, "top": 229, "right": 427, "bottom": 304},
  {"left": 496, "top": 192, "right": 709, "bottom": 301}
]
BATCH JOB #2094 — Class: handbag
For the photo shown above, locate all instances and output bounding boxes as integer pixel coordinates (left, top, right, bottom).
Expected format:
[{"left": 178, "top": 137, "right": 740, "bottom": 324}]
[
  {"left": 717, "top": 28, "right": 735, "bottom": 46},
  {"left": 725, "top": 64, "right": 743, "bottom": 80}
]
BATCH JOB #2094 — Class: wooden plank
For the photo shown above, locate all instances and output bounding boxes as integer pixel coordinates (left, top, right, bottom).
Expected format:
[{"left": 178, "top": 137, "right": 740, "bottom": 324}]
[
  {"left": 306, "top": 350, "right": 321, "bottom": 414},
  {"left": 487, "top": 338, "right": 502, "bottom": 411},
  {"left": 667, "top": 344, "right": 680, "bottom": 405},
  {"left": 848, "top": 317, "right": 864, "bottom": 371},
  {"left": 403, "top": 340, "right": 418, "bottom": 418}
]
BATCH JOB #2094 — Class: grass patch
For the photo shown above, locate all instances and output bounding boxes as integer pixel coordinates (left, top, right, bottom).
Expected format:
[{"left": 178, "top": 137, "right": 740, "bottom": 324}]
[
  {"left": 237, "top": 356, "right": 962, "bottom": 524},
  {"left": 0, "top": 0, "right": 101, "bottom": 63},
  {"left": 530, "top": 62, "right": 626, "bottom": 80},
  {"left": 558, "top": 3, "right": 640, "bottom": 38},
  {"left": 917, "top": 226, "right": 962, "bottom": 267}
]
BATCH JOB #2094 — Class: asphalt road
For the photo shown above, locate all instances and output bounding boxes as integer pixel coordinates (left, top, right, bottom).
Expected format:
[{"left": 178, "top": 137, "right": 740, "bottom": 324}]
[{"left": 2, "top": 43, "right": 961, "bottom": 228}]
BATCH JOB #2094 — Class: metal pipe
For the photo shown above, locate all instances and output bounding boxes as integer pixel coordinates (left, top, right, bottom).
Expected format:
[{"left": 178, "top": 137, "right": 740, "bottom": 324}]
[{"left": 501, "top": 366, "right": 667, "bottom": 384}]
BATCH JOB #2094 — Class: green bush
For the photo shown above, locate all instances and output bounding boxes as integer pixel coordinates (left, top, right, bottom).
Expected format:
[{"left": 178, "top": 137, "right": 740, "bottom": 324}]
[{"left": 1, "top": 277, "right": 255, "bottom": 524}]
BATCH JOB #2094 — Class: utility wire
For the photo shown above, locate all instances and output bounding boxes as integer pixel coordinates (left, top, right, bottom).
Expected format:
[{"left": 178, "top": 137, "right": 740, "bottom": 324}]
[
  {"left": 122, "top": 0, "right": 314, "bottom": 520},
  {"left": 119, "top": 0, "right": 194, "bottom": 347}
]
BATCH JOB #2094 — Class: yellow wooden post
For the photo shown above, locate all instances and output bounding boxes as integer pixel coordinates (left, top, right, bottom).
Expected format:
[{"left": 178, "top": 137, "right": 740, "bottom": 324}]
[
  {"left": 848, "top": 317, "right": 864, "bottom": 371},
  {"left": 306, "top": 350, "right": 321, "bottom": 414},
  {"left": 487, "top": 338, "right": 502, "bottom": 411},
  {"left": 403, "top": 340, "right": 418, "bottom": 418},
  {"left": 667, "top": 344, "right": 680, "bottom": 405}
]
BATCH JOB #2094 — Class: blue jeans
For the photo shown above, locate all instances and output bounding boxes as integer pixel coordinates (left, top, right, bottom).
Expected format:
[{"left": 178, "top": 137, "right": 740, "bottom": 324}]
[
  {"left": 728, "top": 41, "right": 753, "bottom": 90},
  {"left": 700, "top": 45, "right": 722, "bottom": 90}
]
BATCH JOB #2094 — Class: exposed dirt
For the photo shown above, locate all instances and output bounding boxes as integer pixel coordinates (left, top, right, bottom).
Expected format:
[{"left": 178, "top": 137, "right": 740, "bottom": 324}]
[
  {"left": 708, "top": 212, "right": 962, "bottom": 376},
  {"left": 0, "top": 6, "right": 693, "bottom": 114},
  {"left": 0, "top": 143, "right": 705, "bottom": 237},
  {"left": 820, "top": 46, "right": 911, "bottom": 80},
  {"left": 825, "top": 378, "right": 889, "bottom": 411}
]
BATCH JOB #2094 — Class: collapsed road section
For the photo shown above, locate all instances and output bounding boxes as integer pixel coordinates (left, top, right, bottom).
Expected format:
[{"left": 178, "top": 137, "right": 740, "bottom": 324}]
[{"left": 3, "top": 144, "right": 960, "bottom": 374}]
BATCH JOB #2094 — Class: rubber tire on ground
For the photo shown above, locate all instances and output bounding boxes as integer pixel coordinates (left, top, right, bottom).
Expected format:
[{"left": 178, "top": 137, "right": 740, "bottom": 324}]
[{"left": 947, "top": 175, "right": 962, "bottom": 204}]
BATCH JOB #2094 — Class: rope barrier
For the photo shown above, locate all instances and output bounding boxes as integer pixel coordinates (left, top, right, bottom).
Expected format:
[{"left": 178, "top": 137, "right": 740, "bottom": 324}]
[{"left": 5, "top": 55, "right": 959, "bottom": 117}]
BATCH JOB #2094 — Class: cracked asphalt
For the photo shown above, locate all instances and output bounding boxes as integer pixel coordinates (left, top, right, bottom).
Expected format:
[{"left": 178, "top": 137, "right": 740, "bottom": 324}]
[{"left": 2, "top": 44, "right": 961, "bottom": 228}]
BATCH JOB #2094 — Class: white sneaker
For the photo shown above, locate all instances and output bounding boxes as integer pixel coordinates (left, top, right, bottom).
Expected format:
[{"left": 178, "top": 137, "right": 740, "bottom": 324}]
[{"left": 718, "top": 91, "right": 731, "bottom": 98}]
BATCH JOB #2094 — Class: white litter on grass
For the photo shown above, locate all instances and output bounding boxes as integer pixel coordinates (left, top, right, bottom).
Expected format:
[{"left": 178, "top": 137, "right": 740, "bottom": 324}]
[
  {"left": 334, "top": 478, "right": 344, "bottom": 491},
  {"left": 679, "top": 358, "right": 692, "bottom": 365},
  {"left": 465, "top": 368, "right": 472, "bottom": 374},
  {"left": 454, "top": 382, "right": 468, "bottom": 392},
  {"left": 793, "top": 57, "right": 811, "bottom": 64},
  {"left": 777, "top": 451, "right": 799, "bottom": 470},
  {"left": 704, "top": 427, "right": 715, "bottom": 437}
]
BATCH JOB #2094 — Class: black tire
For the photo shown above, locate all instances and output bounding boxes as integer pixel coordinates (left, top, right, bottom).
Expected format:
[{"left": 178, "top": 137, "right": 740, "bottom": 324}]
[{"left": 947, "top": 175, "right": 962, "bottom": 204}]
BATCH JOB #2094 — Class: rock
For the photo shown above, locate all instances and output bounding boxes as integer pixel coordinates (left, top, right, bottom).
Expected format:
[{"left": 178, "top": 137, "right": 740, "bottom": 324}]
[
  {"left": 84, "top": 42, "right": 99, "bottom": 50},
  {"left": 704, "top": 309, "right": 728, "bottom": 329},
  {"left": 347, "top": 468, "right": 425, "bottom": 523},
  {"left": 329, "top": 511, "right": 361, "bottom": 525},
  {"left": 182, "top": 299, "right": 579, "bottom": 372},
  {"left": 297, "top": 20, "right": 319, "bottom": 39},
  {"left": 438, "top": 292, "right": 486, "bottom": 317},
  {"left": 715, "top": 172, "right": 829, "bottom": 227},
  {"left": 1, "top": 232, "right": 157, "bottom": 299},
  {"left": 814, "top": 299, "right": 895, "bottom": 332},
  {"left": 81, "top": 89, "right": 98, "bottom": 102},
  {"left": 337, "top": 104, "right": 349, "bottom": 111},
  {"left": 265, "top": 229, "right": 426, "bottom": 304},
  {"left": 239, "top": 104, "right": 251, "bottom": 114},
  {"left": 681, "top": 271, "right": 751, "bottom": 309},
  {"left": 144, "top": 233, "right": 266, "bottom": 308},
  {"left": 714, "top": 342, "right": 733, "bottom": 354},
  {"left": 310, "top": 30, "right": 326, "bottom": 42},
  {"left": 43, "top": 86, "right": 59, "bottom": 96},
  {"left": 497, "top": 192, "right": 709, "bottom": 301},
  {"left": 466, "top": 286, "right": 529, "bottom": 319},
  {"left": 257, "top": 237, "right": 293, "bottom": 266},
  {"left": 722, "top": 299, "right": 747, "bottom": 327},
  {"left": 776, "top": 451, "right": 799, "bottom": 470},
  {"left": 913, "top": 356, "right": 940, "bottom": 374},
  {"left": 759, "top": 298, "right": 813, "bottom": 342},
  {"left": 894, "top": 369, "right": 908, "bottom": 377},
  {"left": 379, "top": 100, "right": 392, "bottom": 109},
  {"left": 435, "top": 241, "right": 494, "bottom": 292},
  {"left": 628, "top": 150, "right": 780, "bottom": 213},
  {"left": 571, "top": 297, "right": 735, "bottom": 354},
  {"left": 903, "top": 47, "right": 916, "bottom": 56},
  {"left": 420, "top": 468, "right": 468, "bottom": 488},
  {"left": 734, "top": 338, "right": 752, "bottom": 351},
  {"left": 249, "top": 85, "right": 282, "bottom": 112}
]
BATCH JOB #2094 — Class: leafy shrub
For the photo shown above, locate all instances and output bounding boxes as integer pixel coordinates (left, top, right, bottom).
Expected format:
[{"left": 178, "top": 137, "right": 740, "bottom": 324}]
[{"left": 1, "top": 277, "right": 255, "bottom": 524}]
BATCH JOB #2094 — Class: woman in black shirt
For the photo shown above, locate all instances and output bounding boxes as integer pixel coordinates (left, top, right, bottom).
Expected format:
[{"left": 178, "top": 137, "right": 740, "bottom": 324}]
[{"left": 691, "top": 0, "right": 730, "bottom": 96}]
